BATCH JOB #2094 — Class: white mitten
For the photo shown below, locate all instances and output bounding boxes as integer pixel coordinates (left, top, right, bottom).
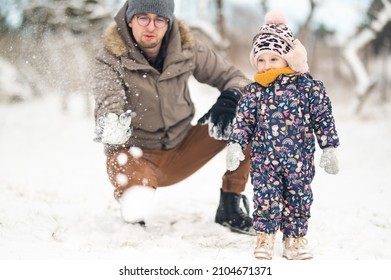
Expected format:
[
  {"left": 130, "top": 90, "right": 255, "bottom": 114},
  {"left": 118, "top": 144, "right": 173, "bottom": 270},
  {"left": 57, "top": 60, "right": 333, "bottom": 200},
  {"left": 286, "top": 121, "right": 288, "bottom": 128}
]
[
  {"left": 320, "top": 147, "right": 339, "bottom": 175},
  {"left": 226, "top": 143, "right": 245, "bottom": 171},
  {"left": 94, "top": 110, "right": 133, "bottom": 145}
]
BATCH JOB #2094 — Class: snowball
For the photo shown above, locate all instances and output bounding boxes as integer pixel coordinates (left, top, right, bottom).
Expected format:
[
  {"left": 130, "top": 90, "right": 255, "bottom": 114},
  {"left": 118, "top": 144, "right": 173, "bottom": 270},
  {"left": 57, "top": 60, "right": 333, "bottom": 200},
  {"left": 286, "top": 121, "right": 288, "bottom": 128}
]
[
  {"left": 116, "top": 152, "right": 128, "bottom": 166},
  {"left": 129, "top": 147, "right": 143, "bottom": 159},
  {"left": 119, "top": 185, "right": 156, "bottom": 223},
  {"left": 115, "top": 173, "right": 129, "bottom": 186},
  {"left": 141, "top": 178, "right": 149, "bottom": 186}
]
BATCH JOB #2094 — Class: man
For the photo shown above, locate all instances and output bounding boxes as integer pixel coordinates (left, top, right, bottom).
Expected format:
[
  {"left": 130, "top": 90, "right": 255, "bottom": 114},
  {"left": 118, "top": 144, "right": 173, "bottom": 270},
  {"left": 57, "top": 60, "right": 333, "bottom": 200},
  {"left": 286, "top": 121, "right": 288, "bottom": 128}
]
[{"left": 93, "top": 0, "right": 253, "bottom": 235}]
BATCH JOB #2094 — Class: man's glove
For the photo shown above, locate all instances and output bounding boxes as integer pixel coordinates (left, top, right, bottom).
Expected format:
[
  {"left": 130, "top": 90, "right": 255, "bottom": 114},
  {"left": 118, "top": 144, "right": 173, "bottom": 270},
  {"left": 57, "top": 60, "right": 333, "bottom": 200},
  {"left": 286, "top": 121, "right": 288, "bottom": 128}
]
[
  {"left": 197, "top": 88, "right": 241, "bottom": 140},
  {"left": 320, "top": 147, "right": 339, "bottom": 175},
  {"left": 226, "top": 143, "right": 245, "bottom": 171},
  {"left": 94, "top": 110, "right": 133, "bottom": 145}
]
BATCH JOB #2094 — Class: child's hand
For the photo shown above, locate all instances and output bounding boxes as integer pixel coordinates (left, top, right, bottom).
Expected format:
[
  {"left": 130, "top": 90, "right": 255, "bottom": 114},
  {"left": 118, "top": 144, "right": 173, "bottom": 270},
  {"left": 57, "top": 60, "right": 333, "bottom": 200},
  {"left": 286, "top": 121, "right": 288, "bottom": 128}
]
[
  {"left": 226, "top": 143, "right": 245, "bottom": 171},
  {"left": 320, "top": 147, "right": 339, "bottom": 175}
]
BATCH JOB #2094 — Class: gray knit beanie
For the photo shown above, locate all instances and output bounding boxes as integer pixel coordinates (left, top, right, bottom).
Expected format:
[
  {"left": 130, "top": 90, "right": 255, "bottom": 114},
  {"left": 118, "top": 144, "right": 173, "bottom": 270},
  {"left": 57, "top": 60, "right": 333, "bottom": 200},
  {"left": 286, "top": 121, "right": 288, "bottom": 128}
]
[{"left": 125, "top": 0, "right": 175, "bottom": 29}]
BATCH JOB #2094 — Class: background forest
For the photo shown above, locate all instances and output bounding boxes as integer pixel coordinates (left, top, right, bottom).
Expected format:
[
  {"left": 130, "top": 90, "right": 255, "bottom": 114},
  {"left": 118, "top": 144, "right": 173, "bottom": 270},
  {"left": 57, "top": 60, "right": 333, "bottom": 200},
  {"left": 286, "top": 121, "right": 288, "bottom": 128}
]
[{"left": 0, "top": 0, "right": 390, "bottom": 114}]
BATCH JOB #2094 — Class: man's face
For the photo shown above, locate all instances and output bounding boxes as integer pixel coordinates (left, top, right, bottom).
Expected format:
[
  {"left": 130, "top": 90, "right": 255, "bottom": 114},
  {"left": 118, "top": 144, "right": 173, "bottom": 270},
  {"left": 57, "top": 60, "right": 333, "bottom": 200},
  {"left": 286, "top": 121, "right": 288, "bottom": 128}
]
[{"left": 128, "top": 13, "right": 169, "bottom": 51}]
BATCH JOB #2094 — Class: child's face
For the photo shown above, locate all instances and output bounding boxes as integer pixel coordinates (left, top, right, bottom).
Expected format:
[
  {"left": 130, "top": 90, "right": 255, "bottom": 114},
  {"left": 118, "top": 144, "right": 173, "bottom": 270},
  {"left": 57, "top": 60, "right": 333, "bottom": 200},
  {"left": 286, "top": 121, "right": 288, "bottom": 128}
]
[{"left": 256, "top": 53, "right": 288, "bottom": 73}]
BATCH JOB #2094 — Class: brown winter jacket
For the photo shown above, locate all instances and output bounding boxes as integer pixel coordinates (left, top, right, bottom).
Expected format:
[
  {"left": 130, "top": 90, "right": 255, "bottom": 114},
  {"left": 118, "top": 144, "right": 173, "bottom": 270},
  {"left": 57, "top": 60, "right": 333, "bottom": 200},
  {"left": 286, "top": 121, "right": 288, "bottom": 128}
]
[{"left": 93, "top": 3, "right": 250, "bottom": 151}]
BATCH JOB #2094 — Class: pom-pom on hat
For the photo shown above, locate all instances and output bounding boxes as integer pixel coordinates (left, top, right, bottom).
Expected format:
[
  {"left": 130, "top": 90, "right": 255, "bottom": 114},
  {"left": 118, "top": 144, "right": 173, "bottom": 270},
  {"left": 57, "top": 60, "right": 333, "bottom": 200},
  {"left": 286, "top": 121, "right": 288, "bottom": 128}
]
[
  {"left": 250, "top": 10, "right": 309, "bottom": 73},
  {"left": 125, "top": 0, "right": 175, "bottom": 30}
]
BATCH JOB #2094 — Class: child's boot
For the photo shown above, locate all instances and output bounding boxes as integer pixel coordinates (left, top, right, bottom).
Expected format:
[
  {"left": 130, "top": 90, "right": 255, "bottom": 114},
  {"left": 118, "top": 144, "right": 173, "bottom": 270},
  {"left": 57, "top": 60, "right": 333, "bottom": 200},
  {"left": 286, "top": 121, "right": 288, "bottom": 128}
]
[
  {"left": 282, "top": 236, "right": 313, "bottom": 260},
  {"left": 254, "top": 232, "right": 276, "bottom": 260}
]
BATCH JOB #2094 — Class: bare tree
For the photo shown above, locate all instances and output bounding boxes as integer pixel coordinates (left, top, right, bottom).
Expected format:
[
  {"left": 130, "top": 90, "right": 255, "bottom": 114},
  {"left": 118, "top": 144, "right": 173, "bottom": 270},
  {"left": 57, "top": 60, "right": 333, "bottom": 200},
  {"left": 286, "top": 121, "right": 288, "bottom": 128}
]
[
  {"left": 343, "top": 0, "right": 391, "bottom": 113},
  {"left": 216, "top": 0, "right": 225, "bottom": 38},
  {"left": 259, "top": 0, "right": 269, "bottom": 15},
  {"left": 189, "top": 0, "right": 231, "bottom": 56},
  {"left": 297, "top": 0, "right": 318, "bottom": 42}
]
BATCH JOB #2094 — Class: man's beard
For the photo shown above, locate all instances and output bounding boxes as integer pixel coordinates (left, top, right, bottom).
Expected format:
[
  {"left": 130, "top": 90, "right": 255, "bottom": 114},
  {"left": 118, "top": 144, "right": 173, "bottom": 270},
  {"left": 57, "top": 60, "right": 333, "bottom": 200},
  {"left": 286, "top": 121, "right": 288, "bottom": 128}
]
[
  {"left": 138, "top": 33, "right": 162, "bottom": 50},
  {"left": 139, "top": 41, "right": 160, "bottom": 49}
]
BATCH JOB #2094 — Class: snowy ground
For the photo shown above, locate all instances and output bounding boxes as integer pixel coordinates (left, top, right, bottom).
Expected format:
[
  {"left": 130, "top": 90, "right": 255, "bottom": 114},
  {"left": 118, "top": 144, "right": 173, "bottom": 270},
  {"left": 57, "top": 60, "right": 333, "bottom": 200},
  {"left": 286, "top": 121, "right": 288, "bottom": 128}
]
[{"left": 0, "top": 79, "right": 390, "bottom": 278}]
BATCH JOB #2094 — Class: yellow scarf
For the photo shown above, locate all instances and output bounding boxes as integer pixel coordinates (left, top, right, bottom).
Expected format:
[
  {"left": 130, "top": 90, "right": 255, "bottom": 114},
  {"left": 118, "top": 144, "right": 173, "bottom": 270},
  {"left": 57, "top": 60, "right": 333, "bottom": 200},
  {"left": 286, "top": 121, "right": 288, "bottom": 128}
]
[{"left": 254, "top": 67, "right": 296, "bottom": 87}]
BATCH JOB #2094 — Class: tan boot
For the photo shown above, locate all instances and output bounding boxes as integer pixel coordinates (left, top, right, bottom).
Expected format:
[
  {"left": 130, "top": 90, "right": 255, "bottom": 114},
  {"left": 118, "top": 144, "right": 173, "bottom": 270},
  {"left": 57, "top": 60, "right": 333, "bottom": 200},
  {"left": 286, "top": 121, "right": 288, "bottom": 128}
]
[
  {"left": 283, "top": 237, "right": 313, "bottom": 260},
  {"left": 254, "top": 232, "right": 276, "bottom": 260}
]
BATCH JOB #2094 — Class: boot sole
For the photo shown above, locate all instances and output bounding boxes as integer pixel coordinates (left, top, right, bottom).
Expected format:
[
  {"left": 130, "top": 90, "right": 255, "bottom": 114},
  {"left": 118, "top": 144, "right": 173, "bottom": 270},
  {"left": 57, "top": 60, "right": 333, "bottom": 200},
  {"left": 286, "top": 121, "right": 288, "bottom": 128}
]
[
  {"left": 218, "top": 222, "right": 256, "bottom": 236},
  {"left": 283, "top": 255, "right": 313, "bottom": 260},
  {"left": 255, "top": 256, "right": 272, "bottom": 260},
  {"left": 254, "top": 253, "right": 272, "bottom": 260},
  {"left": 123, "top": 220, "right": 146, "bottom": 228}
]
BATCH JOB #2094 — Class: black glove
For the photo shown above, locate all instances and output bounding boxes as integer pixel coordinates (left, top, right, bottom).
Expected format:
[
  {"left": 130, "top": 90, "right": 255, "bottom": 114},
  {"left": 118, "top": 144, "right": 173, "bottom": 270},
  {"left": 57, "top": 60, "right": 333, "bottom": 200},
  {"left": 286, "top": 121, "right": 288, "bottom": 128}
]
[{"left": 197, "top": 88, "right": 241, "bottom": 140}]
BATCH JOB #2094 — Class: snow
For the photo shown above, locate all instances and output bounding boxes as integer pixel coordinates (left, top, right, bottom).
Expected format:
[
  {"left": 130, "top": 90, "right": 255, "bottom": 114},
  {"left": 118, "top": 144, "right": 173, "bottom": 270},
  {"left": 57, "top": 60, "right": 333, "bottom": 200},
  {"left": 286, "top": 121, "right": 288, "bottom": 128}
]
[
  {"left": 0, "top": 0, "right": 390, "bottom": 278},
  {"left": 0, "top": 75, "right": 390, "bottom": 278}
]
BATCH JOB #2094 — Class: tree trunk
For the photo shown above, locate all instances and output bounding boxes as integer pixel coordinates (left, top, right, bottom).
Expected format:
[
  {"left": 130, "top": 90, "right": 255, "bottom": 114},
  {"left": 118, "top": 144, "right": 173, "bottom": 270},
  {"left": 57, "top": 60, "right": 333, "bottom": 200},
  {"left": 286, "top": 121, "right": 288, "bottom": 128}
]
[
  {"left": 216, "top": 0, "right": 225, "bottom": 39},
  {"left": 343, "top": 0, "right": 391, "bottom": 113},
  {"left": 298, "top": 0, "right": 317, "bottom": 42},
  {"left": 260, "top": 0, "right": 269, "bottom": 14}
]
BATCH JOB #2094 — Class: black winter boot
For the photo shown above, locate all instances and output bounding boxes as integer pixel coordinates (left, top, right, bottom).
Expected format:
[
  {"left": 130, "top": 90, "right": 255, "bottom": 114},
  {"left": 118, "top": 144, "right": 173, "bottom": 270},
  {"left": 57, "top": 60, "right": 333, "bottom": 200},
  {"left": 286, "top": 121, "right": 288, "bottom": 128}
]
[{"left": 215, "top": 189, "right": 255, "bottom": 235}]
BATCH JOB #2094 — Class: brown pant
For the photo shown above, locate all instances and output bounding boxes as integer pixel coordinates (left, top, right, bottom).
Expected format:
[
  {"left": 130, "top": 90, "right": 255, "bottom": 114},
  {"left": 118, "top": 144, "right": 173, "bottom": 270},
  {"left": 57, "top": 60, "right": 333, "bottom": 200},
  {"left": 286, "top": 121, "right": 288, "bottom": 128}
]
[{"left": 106, "top": 125, "right": 250, "bottom": 200}]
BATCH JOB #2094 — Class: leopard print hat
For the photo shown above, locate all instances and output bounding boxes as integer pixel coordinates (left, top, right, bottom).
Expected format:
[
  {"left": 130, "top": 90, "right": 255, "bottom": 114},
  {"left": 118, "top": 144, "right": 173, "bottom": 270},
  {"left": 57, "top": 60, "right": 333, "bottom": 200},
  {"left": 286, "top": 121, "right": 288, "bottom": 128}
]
[{"left": 250, "top": 10, "right": 309, "bottom": 73}]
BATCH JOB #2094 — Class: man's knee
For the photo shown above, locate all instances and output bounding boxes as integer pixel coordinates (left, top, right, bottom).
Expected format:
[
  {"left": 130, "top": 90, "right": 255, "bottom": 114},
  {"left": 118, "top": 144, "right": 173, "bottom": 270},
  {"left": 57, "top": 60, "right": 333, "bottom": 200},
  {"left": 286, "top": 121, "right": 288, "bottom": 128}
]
[{"left": 106, "top": 149, "right": 157, "bottom": 199}]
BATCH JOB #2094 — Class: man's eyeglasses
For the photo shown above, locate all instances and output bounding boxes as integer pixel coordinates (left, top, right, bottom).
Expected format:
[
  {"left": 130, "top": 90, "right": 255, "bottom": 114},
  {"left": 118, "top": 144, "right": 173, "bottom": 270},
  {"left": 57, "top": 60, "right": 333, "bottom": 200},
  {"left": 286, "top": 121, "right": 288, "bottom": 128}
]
[{"left": 135, "top": 15, "right": 169, "bottom": 29}]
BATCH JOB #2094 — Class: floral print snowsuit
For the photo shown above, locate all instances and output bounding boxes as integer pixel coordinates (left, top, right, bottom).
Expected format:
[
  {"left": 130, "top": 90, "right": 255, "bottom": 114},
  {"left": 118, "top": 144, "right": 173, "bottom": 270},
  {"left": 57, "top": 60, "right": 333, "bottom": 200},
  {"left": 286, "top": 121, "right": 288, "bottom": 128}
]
[{"left": 229, "top": 73, "right": 339, "bottom": 237}]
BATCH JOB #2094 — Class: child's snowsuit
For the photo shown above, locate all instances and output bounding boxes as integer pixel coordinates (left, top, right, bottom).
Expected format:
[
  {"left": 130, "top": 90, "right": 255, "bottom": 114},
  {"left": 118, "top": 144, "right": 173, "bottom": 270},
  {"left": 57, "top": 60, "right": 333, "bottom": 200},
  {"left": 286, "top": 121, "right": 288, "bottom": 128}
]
[{"left": 229, "top": 73, "right": 340, "bottom": 237}]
